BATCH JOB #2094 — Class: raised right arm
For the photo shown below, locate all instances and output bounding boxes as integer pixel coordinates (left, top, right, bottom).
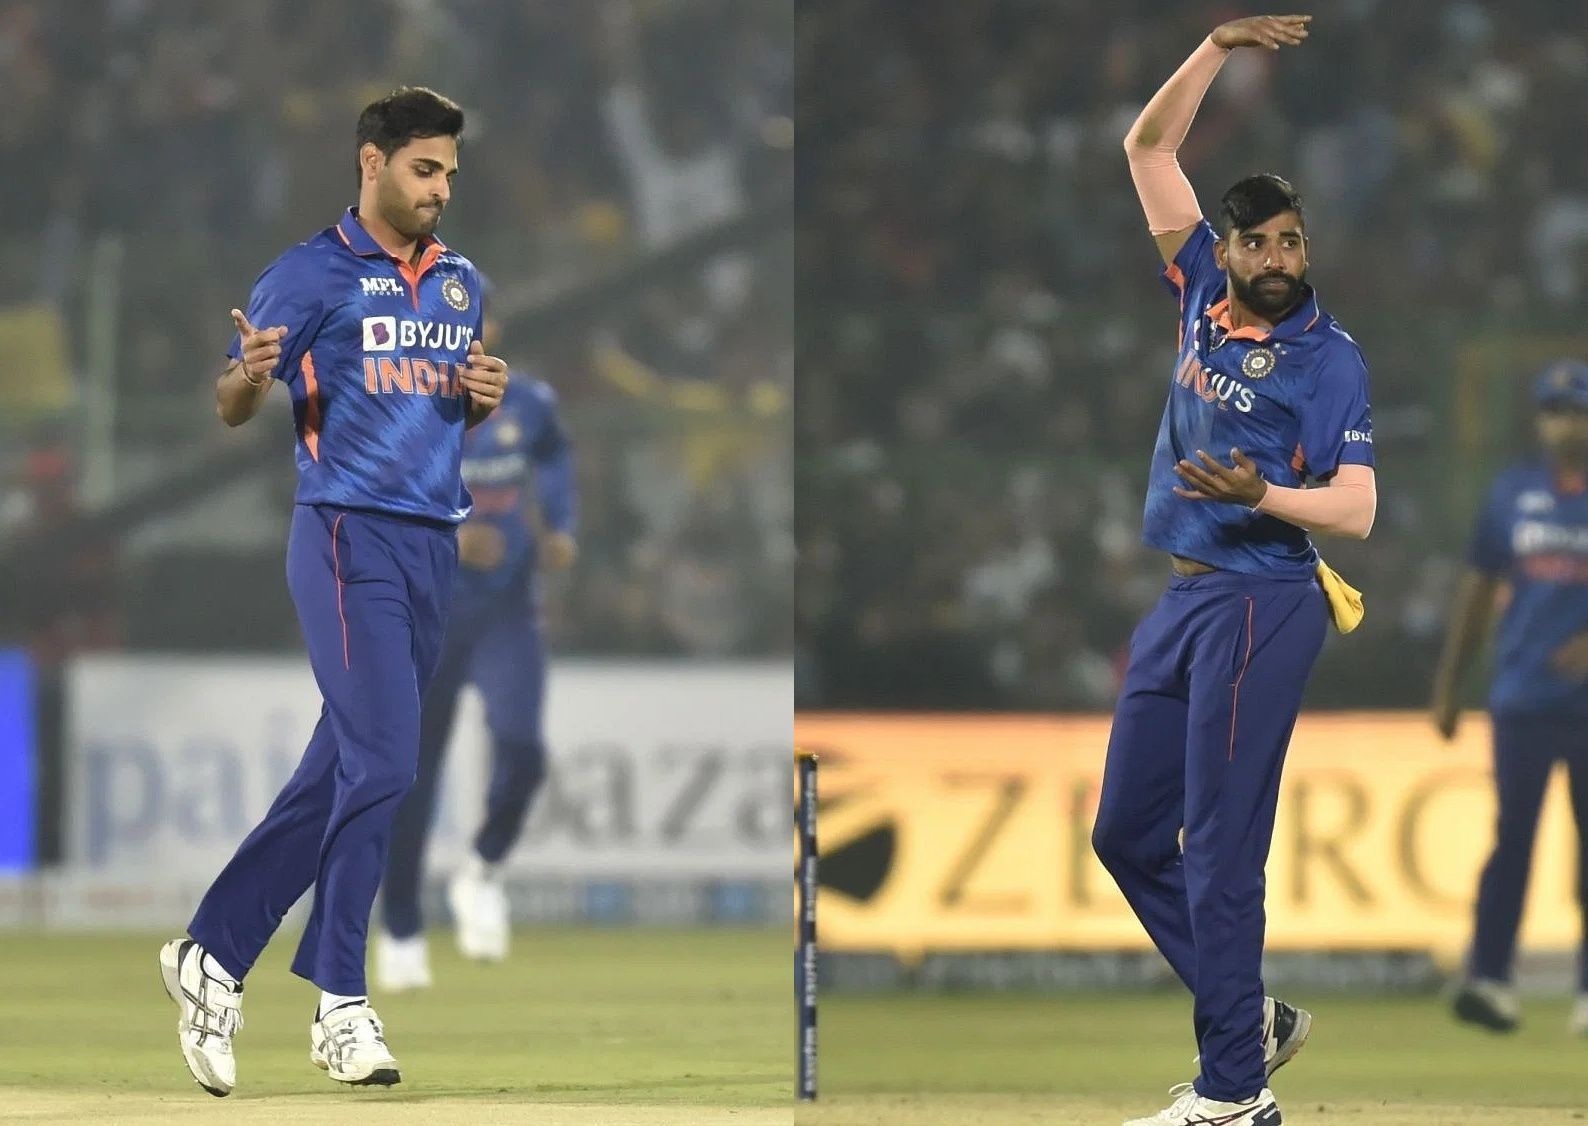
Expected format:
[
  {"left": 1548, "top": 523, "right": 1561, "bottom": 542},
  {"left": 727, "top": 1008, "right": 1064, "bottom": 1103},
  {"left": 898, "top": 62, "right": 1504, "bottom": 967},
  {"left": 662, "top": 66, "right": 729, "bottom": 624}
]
[{"left": 1124, "top": 16, "right": 1311, "bottom": 264}]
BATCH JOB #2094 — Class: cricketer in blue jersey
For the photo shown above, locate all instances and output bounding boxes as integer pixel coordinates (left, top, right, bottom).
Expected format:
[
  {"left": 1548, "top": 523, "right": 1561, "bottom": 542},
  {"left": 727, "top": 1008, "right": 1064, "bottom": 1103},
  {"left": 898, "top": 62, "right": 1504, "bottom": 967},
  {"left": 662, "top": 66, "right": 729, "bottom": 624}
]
[
  {"left": 1103, "top": 16, "right": 1378, "bottom": 1126},
  {"left": 1432, "top": 360, "right": 1588, "bottom": 1039},
  {"left": 376, "top": 305, "right": 579, "bottom": 990},
  {"left": 159, "top": 88, "right": 510, "bottom": 1097}
]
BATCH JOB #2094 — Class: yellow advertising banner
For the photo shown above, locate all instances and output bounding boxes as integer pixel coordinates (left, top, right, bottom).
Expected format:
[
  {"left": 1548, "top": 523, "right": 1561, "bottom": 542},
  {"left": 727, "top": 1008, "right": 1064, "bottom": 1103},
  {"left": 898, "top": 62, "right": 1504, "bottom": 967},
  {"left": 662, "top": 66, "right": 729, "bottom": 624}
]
[{"left": 794, "top": 713, "right": 1583, "bottom": 961}]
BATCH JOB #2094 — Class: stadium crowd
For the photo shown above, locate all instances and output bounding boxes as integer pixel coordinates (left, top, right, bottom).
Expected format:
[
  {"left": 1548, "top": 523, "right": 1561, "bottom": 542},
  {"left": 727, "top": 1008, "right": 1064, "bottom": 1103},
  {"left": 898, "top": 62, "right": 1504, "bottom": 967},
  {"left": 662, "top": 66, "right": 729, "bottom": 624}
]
[
  {"left": 798, "top": 0, "right": 1588, "bottom": 708},
  {"left": 0, "top": 0, "right": 790, "bottom": 659}
]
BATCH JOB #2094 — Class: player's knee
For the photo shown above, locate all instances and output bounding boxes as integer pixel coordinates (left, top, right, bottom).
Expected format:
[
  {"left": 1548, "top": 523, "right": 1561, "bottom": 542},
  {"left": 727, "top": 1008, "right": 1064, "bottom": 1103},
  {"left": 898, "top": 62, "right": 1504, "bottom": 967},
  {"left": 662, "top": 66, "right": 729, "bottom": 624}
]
[
  {"left": 1090, "top": 814, "right": 1135, "bottom": 870},
  {"left": 495, "top": 736, "right": 547, "bottom": 798},
  {"left": 1091, "top": 813, "right": 1172, "bottom": 873},
  {"left": 349, "top": 758, "right": 420, "bottom": 804}
]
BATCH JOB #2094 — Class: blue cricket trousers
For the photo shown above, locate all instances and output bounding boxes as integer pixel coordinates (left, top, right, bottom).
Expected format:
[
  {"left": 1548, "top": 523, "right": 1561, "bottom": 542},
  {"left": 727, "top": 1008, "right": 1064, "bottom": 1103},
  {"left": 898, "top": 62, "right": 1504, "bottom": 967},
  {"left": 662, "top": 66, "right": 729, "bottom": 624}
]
[
  {"left": 1092, "top": 568, "right": 1327, "bottom": 1102},
  {"left": 189, "top": 504, "right": 457, "bottom": 994},
  {"left": 1469, "top": 711, "right": 1588, "bottom": 990},
  {"left": 380, "top": 580, "right": 548, "bottom": 939}
]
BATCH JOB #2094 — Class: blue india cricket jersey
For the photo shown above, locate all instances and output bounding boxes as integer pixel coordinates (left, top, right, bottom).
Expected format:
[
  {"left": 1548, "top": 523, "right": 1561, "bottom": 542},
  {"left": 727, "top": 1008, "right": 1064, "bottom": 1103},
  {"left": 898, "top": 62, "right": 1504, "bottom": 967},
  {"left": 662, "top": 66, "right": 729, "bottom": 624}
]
[
  {"left": 1144, "top": 221, "right": 1375, "bottom": 577},
  {"left": 454, "top": 373, "right": 577, "bottom": 600},
  {"left": 228, "top": 208, "right": 486, "bottom": 524},
  {"left": 1470, "top": 462, "right": 1588, "bottom": 717}
]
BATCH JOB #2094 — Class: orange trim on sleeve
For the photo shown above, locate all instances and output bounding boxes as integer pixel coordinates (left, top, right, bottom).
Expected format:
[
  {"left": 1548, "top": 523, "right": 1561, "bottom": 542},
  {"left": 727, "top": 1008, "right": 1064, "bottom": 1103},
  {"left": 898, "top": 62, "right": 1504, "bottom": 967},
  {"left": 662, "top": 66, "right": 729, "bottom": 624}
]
[
  {"left": 301, "top": 351, "right": 322, "bottom": 462},
  {"left": 1290, "top": 443, "right": 1306, "bottom": 474},
  {"left": 1165, "top": 262, "right": 1186, "bottom": 293}
]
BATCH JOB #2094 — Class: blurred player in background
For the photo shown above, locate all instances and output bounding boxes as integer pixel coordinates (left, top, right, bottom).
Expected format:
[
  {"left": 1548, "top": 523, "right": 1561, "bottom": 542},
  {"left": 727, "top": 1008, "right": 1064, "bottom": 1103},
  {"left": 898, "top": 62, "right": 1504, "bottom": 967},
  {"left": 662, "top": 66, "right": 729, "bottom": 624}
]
[
  {"left": 1431, "top": 360, "right": 1588, "bottom": 1038},
  {"left": 1094, "top": 14, "right": 1378, "bottom": 1126},
  {"left": 377, "top": 299, "right": 578, "bottom": 991},
  {"left": 159, "top": 87, "right": 508, "bottom": 1096}
]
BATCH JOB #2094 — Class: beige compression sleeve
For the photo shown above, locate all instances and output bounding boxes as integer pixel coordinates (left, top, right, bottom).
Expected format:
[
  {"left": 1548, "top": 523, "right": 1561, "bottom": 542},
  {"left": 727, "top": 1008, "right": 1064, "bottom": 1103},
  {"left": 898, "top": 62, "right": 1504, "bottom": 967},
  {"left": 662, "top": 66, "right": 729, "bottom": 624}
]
[{"left": 1122, "top": 37, "right": 1230, "bottom": 235}]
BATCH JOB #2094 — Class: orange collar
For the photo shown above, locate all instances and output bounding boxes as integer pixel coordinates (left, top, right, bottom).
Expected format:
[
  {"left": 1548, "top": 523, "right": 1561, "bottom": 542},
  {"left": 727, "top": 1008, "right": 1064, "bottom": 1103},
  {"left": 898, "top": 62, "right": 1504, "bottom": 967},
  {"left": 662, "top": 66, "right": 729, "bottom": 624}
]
[{"left": 1204, "top": 297, "right": 1273, "bottom": 342}]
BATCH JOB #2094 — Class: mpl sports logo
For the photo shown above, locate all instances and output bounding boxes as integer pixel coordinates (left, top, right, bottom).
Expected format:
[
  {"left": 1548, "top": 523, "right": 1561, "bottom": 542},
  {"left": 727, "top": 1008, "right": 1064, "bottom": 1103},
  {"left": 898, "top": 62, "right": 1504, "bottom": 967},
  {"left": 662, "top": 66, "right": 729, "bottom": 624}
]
[{"left": 360, "top": 277, "right": 405, "bottom": 298}]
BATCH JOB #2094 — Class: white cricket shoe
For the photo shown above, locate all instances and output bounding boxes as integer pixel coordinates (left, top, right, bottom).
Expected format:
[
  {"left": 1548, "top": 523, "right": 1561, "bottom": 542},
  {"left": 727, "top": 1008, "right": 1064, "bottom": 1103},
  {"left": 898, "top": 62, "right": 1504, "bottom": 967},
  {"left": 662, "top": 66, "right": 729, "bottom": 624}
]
[
  {"left": 448, "top": 863, "right": 509, "bottom": 961},
  {"left": 1124, "top": 1083, "right": 1282, "bottom": 1126},
  {"left": 309, "top": 1002, "right": 401, "bottom": 1086},
  {"left": 1570, "top": 994, "right": 1588, "bottom": 1036},
  {"left": 1452, "top": 977, "right": 1520, "bottom": 1032},
  {"left": 374, "top": 932, "right": 432, "bottom": 992},
  {"left": 1261, "top": 997, "right": 1311, "bottom": 1077},
  {"left": 1194, "top": 996, "right": 1312, "bottom": 1080},
  {"left": 158, "top": 938, "right": 243, "bottom": 1097}
]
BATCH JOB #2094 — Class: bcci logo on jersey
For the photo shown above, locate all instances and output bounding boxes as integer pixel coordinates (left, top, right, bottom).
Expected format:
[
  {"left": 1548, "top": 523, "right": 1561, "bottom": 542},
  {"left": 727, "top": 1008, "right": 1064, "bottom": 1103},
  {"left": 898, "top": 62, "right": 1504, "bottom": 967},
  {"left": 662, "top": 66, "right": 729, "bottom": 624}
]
[
  {"left": 1241, "top": 347, "right": 1277, "bottom": 380},
  {"left": 442, "top": 277, "right": 470, "bottom": 311}
]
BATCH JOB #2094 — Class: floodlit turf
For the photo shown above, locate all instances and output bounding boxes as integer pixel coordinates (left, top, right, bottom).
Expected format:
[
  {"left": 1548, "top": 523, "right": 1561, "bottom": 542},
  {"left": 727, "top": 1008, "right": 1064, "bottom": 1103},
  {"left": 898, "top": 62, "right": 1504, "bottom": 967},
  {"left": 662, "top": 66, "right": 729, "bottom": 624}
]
[
  {"left": 0, "top": 928, "right": 790, "bottom": 1125},
  {"left": 799, "top": 992, "right": 1588, "bottom": 1125}
]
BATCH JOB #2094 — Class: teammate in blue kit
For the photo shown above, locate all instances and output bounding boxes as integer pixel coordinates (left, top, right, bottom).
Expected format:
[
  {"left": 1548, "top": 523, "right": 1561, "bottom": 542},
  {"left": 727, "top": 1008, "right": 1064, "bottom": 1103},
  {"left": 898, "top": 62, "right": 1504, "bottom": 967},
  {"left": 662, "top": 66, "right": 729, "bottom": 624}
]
[
  {"left": 376, "top": 302, "right": 578, "bottom": 991},
  {"left": 1098, "top": 16, "right": 1379, "bottom": 1126},
  {"left": 158, "top": 88, "right": 510, "bottom": 1096},
  {"left": 1432, "top": 360, "right": 1588, "bottom": 1038}
]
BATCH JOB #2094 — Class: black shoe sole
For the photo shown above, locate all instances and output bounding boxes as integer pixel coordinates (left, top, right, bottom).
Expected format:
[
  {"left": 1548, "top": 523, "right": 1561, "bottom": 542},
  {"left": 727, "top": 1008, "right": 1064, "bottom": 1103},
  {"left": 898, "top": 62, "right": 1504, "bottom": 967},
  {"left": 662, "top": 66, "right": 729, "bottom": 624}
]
[
  {"left": 342, "top": 1068, "right": 401, "bottom": 1087},
  {"left": 1453, "top": 991, "right": 1518, "bottom": 1033}
]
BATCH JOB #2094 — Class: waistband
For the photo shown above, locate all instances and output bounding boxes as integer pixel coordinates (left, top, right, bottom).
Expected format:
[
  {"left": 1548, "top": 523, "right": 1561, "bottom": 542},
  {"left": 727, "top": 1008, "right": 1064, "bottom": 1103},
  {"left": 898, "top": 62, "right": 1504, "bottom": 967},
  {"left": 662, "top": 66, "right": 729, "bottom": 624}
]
[
  {"left": 1166, "top": 566, "right": 1316, "bottom": 594},
  {"left": 300, "top": 502, "right": 457, "bottom": 535}
]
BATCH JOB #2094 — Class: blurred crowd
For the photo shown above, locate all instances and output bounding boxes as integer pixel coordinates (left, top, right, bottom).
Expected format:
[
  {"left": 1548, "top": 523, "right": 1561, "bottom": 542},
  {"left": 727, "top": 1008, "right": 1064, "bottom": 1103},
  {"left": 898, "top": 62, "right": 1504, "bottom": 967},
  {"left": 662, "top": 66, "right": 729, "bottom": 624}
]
[
  {"left": 0, "top": 0, "right": 791, "bottom": 659},
  {"left": 798, "top": 0, "right": 1588, "bottom": 709}
]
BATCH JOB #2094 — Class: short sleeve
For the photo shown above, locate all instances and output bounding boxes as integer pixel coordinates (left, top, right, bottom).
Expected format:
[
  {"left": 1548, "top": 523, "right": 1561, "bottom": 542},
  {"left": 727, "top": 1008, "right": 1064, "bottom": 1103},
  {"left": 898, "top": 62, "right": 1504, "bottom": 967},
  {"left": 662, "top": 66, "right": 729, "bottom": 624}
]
[
  {"left": 225, "top": 254, "right": 326, "bottom": 386},
  {"left": 1298, "top": 344, "right": 1374, "bottom": 479},
  {"left": 1159, "top": 220, "right": 1218, "bottom": 301},
  {"left": 1467, "top": 477, "right": 1512, "bottom": 574}
]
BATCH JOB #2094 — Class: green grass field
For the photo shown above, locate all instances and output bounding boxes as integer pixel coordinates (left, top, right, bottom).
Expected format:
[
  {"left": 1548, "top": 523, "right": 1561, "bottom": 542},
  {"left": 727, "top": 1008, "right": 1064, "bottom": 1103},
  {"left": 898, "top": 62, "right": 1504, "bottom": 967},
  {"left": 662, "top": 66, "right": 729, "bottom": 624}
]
[
  {"left": 802, "top": 992, "right": 1588, "bottom": 1125},
  {"left": 0, "top": 928, "right": 789, "bottom": 1125}
]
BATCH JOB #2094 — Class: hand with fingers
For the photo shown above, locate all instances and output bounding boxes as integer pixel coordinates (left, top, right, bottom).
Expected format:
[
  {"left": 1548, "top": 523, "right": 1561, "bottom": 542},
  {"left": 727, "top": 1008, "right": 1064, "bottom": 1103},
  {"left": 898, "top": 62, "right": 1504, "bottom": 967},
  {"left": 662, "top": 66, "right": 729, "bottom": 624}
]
[
  {"left": 1173, "top": 447, "right": 1270, "bottom": 507},
  {"left": 1211, "top": 13, "right": 1311, "bottom": 51},
  {"left": 461, "top": 338, "right": 509, "bottom": 415},
  {"left": 231, "top": 308, "right": 288, "bottom": 388}
]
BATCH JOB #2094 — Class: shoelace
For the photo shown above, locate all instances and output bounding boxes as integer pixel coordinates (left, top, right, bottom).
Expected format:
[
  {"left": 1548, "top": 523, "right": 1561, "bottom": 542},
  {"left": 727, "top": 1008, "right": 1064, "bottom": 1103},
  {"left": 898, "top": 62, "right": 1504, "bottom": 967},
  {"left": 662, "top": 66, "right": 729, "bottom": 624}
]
[
  {"left": 1162, "top": 1082, "right": 1200, "bottom": 1119},
  {"left": 190, "top": 977, "right": 242, "bottom": 1042},
  {"left": 323, "top": 1011, "right": 387, "bottom": 1061}
]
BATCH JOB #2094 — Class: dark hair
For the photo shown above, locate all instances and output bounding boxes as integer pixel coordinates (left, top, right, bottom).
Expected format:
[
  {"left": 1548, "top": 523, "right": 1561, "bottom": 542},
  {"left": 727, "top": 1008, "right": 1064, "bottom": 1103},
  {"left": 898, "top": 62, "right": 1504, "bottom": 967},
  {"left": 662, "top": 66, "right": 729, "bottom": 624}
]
[
  {"left": 1217, "top": 174, "right": 1304, "bottom": 238},
  {"left": 354, "top": 87, "right": 465, "bottom": 183}
]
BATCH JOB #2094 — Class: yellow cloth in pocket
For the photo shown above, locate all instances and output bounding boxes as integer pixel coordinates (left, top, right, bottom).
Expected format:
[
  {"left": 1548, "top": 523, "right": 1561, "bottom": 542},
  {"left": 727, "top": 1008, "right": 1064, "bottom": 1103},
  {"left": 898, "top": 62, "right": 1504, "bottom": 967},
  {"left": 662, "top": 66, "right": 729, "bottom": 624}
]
[{"left": 1316, "top": 558, "right": 1364, "bottom": 634}]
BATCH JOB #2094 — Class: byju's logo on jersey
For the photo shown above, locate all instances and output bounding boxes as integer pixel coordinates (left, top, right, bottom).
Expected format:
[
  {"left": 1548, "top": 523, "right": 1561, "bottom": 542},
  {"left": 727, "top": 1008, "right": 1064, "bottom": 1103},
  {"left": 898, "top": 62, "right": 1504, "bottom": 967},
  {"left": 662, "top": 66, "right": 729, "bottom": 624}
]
[
  {"left": 442, "top": 277, "right": 471, "bottom": 312},
  {"left": 360, "top": 277, "right": 404, "bottom": 298},
  {"left": 362, "top": 316, "right": 397, "bottom": 351}
]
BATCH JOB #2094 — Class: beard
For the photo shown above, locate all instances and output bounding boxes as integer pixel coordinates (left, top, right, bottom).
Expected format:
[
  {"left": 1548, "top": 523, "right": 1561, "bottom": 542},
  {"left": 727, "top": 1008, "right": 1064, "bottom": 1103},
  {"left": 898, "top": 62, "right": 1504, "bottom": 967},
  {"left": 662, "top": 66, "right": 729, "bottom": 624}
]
[
  {"left": 1230, "top": 269, "right": 1304, "bottom": 320},
  {"left": 377, "top": 179, "right": 443, "bottom": 240}
]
